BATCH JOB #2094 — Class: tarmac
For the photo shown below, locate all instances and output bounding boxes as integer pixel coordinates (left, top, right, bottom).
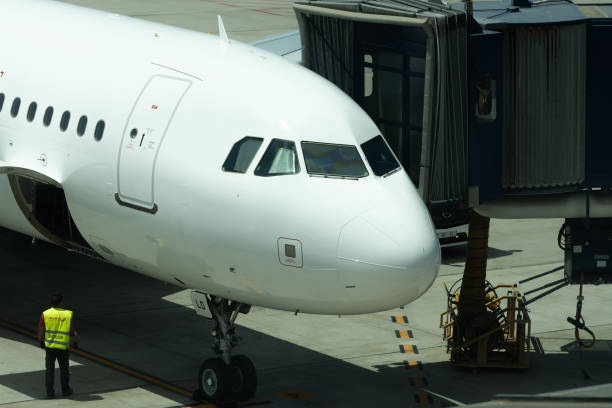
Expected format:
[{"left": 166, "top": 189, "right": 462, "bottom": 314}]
[
  {"left": 2, "top": 1, "right": 612, "bottom": 407},
  {"left": 56, "top": 0, "right": 298, "bottom": 43},
  {"left": 3, "top": 217, "right": 612, "bottom": 407}
]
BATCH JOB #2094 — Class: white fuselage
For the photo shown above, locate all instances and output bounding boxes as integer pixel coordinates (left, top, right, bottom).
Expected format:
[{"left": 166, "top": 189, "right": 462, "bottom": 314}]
[{"left": 0, "top": 0, "right": 440, "bottom": 314}]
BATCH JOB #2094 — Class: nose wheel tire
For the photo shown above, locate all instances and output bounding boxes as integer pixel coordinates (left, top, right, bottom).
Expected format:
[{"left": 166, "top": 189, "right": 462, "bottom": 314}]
[
  {"left": 229, "top": 355, "right": 257, "bottom": 401},
  {"left": 195, "top": 296, "right": 256, "bottom": 403},
  {"left": 196, "top": 356, "right": 257, "bottom": 403},
  {"left": 198, "top": 358, "right": 230, "bottom": 401}
]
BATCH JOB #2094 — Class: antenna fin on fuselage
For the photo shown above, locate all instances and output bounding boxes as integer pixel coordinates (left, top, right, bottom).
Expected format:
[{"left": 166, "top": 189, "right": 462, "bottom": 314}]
[{"left": 218, "top": 15, "right": 229, "bottom": 43}]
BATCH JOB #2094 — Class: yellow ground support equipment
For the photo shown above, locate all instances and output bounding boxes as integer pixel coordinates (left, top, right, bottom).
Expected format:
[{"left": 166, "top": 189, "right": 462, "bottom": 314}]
[{"left": 441, "top": 282, "right": 531, "bottom": 369}]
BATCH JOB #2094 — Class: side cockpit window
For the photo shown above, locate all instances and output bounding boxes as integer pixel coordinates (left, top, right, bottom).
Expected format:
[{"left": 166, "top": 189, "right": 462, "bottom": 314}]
[
  {"left": 361, "top": 135, "right": 401, "bottom": 177},
  {"left": 223, "top": 137, "right": 263, "bottom": 173},
  {"left": 255, "top": 139, "right": 300, "bottom": 176},
  {"left": 302, "top": 142, "right": 368, "bottom": 179}
]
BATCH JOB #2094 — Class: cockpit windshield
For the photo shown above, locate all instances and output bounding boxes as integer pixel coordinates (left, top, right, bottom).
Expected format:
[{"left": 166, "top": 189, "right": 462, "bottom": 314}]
[
  {"left": 254, "top": 139, "right": 300, "bottom": 176},
  {"left": 223, "top": 137, "right": 263, "bottom": 173},
  {"left": 360, "top": 135, "right": 401, "bottom": 177},
  {"left": 301, "top": 142, "right": 368, "bottom": 179}
]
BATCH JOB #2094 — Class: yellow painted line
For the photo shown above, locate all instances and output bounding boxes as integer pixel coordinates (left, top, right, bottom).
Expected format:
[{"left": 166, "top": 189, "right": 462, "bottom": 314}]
[
  {"left": 274, "top": 390, "right": 315, "bottom": 400},
  {"left": 395, "top": 329, "right": 413, "bottom": 339},
  {"left": 399, "top": 345, "right": 419, "bottom": 354},
  {"left": 0, "top": 319, "right": 37, "bottom": 339},
  {"left": 414, "top": 393, "right": 434, "bottom": 404},
  {"left": 0, "top": 319, "right": 205, "bottom": 404},
  {"left": 409, "top": 376, "right": 428, "bottom": 387},
  {"left": 391, "top": 315, "right": 408, "bottom": 324},
  {"left": 71, "top": 348, "right": 197, "bottom": 399},
  {"left": 1, "top": 319, "right": 272, "bottom": 407},
  {"left": 404, "top": 360, "right": 424, "bottom": 370}
]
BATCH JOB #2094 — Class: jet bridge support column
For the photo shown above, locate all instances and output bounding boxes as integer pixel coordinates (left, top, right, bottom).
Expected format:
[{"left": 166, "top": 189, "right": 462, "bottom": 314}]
[
  {"left": 456, "top": 210, "right": 495, "bottom": 359},
  {"left": 441, "top": 210, "right": 531, "bottom": 368},
  {"left": 457, "top": 210, "right": 489, "bottom": 321}
]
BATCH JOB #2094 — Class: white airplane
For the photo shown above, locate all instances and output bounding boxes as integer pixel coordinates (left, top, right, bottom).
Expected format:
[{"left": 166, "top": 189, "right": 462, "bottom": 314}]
[{"left": 0, "top": 0, "right": 440, "bottom": 402}]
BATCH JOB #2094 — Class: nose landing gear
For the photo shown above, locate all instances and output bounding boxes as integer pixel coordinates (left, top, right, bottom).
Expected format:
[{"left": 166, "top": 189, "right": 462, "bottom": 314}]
[{"left": 194, "top": 296, "right": 256, "bottom": 403}]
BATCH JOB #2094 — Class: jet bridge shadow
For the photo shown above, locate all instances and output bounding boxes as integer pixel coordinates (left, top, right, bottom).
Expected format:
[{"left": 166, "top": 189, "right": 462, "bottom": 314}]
[
  {"left": 1, "top": 242, "right": 612, "bottom": 407},
  {"left": 442, "top": 245, "right": 523, "bottom": 264},
  {"left": 372, "top": 348, "right": 612, "bottom": 405}
]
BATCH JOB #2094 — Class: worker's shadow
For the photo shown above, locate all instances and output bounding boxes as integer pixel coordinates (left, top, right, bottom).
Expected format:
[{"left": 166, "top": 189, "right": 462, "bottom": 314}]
[{"left": 0, "top": 365, "right": 103, "bottom": 402}]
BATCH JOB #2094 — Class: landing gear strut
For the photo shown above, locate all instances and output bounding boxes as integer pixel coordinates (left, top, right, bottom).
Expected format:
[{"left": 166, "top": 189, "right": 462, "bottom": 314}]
[{"left": 195, "top": 296, "right": 256, "bottom": 403}]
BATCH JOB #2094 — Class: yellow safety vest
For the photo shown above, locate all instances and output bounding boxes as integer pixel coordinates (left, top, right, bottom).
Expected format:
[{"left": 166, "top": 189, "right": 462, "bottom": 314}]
[{"left": 43, "top": 308, "right": 72, "bottom": 350}]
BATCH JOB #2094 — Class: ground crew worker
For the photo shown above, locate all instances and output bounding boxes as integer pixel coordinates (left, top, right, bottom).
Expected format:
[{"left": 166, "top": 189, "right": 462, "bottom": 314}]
[{"left": 37, "top": 293, "right": 77, "bottom": 399}]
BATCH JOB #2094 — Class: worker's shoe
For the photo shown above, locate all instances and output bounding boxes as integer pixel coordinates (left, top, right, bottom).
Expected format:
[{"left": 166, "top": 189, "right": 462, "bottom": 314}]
[
  {"left": 62, "top": 388, "right": 73, "bottom": 397},
  {"left": 46, "top": 392, "right": 55, "bottom": 399}
]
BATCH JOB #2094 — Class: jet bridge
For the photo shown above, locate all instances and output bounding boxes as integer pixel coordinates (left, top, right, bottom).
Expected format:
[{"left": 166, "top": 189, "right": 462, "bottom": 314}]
[
  {"left": 294, "top": 0, "right": 612, "bottom": 285},
  {"left": 294, "top": 0, "right": 470, "bottom": 242}
]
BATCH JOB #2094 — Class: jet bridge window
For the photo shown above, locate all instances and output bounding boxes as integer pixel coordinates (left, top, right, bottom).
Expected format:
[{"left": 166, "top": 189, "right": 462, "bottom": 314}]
[
  {"left": 27, "top": 102, "right": 37, "bottom": 122},
  {"left": 0, "top": 93, "right": 4, "bottom": 112},
  {"left": 361, "top": 135, "right": 401, "bottom": 177},
  {"left": 43, "top": 107, "right": 54, "bottom": 127},
  {"left": 77, "top": 116, "right": 87, "bottom": 136},
  {"left": 11, "top": 98, "right": 20, "bottom": 118},
  {"left": 223, "top": 137, "right": 263, "bottom": 173},
  {"left": 301, "top": 142, "right": 368, "bottom": 178},
  {"left": 60, "top": 111, "right": 70, "bottom": 132},
  {"left": 254, "top": 139, "right": 300, "bottom": 176}
]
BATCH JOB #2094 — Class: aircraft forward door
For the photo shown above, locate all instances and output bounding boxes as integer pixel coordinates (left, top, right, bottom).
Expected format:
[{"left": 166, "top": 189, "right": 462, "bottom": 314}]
[{"left": 116, "top": 75, "right": 192, "bottom": 213}]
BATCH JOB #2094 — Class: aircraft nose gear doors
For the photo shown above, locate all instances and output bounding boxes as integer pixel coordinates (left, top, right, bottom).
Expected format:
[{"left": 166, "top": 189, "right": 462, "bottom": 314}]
[{"left": 193, "top": 295, "right": 256, "bottom": 403}]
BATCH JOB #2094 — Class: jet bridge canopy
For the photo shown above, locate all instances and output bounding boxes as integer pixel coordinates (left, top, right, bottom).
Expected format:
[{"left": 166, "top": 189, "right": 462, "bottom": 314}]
[{"left": 294, "top": 0, "right": 469, "bottom": 206}]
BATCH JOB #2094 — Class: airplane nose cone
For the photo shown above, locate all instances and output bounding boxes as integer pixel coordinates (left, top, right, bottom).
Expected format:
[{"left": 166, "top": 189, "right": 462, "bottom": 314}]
[{"left": 337, "top": 204, "right": 440, "bottom": 311}]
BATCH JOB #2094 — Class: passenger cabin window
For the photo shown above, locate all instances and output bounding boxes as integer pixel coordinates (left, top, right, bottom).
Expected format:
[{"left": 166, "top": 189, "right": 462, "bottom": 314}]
[
  {"left": 77, "top": 116, "right": 87, "bottom": 136},
  {"left": 254, "top": 139, "right": 300, "bottom": 176},
  {"left": 94, "top": 120, "right": 105, "bottom": 141},
  {"left": 223, "top": 137, "right": 263, "bottom": 173},
  {"left": 301, "top": 142, "right": 368, "bottom": 178},
  {"left": 27, "top": 102, "right": 37, "bottom": 122},
  {"left": 43, "top": 107, "right": 54, "bottom": 127},
  {"left": 11, "top": 98, "right": 21, "bottom": 118},
  {"left": 360, "top": 135, "right": 401, "bottom": 176},
  {"left": 60, "top": 111, "right": 70, "bottom": 132},
  {"left": 0, "top": 93, "right": 4, "bottom": 112}
]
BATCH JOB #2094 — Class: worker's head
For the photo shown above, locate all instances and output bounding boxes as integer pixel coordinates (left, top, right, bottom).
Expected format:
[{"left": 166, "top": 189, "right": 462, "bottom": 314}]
[{"left": 51, "top": 293, "right": 63, "bottom": 308}]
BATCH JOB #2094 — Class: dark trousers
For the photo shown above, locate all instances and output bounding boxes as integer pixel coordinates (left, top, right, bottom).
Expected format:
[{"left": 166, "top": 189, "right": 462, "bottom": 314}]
[{"left": 45, "top": 348, "right": 69, "bottom": 393}]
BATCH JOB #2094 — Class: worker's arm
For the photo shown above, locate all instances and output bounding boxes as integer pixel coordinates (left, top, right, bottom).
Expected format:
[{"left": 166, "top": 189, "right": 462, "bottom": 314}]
[
  {"left": 37, "top": 314, "right": 44, "bottom": 346},
  {"left": 70, "top": 315, "right": 78, "bottom": 348}
]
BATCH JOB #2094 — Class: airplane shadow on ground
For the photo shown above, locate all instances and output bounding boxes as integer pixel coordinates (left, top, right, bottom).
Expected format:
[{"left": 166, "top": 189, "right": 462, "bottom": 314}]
[{"left": 0, "top": 242, "right": 610, "bottom": 407}]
